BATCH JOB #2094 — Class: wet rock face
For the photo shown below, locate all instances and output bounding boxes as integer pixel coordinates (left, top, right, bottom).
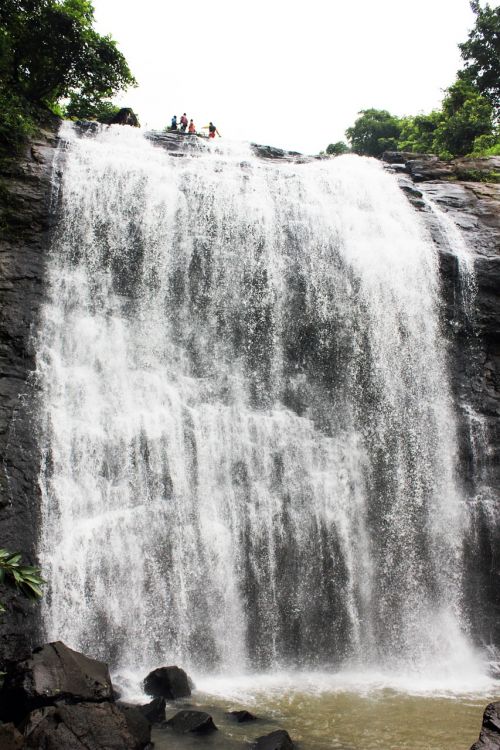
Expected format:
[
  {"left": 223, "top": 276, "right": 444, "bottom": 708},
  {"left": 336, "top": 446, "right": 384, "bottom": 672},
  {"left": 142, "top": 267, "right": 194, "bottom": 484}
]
[
  {"left": 470, "top": 701, "right": 500, "bottom": 750},
  {"left": 0, "top": 641, "right": 113, "bottom": 725},
  {"left": 0, "top": 122, "right": 59, "bottom": 666},
  {"left": 143, "top": 666, "right": 192, "bottom": 700},
  {"left": 387, "top": 153, "right": 500, "bottom": 645},
  {"left": 164, "top": 709, "right": 218, "bottom": 734},
  {"left": 23, "top": 702, "right": 151, "bottom": 750}
]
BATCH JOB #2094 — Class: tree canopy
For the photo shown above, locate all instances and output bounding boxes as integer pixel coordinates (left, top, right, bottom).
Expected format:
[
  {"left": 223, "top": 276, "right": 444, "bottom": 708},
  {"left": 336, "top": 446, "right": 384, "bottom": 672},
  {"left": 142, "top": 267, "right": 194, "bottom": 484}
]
[
  {"left": 459, "top": 0, "right": 500, "bottom": 112},
  {"left": 337, "top": 3, "right": 499, "bottom": 161},
  {"left": 345, "top": 109, "right": 401, "bottom": 157},
  {"left": 0, "top": 0, "right": 135, "bottom": 149}
]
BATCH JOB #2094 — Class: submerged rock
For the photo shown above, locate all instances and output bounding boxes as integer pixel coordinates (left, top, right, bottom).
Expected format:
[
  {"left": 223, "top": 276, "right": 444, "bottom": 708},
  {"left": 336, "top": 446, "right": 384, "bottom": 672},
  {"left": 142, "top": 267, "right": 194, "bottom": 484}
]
[
  {"left": 0, "top": 640, "right": 113, "bottom": 725},
  {"left": 23, "top": 702, "right": 151, "bottom": 750},
  {"left": 227, "top": 709, "right": 257, "bottom": 722},
  {"left": 253, "top": 729, "right": 294, "bottom": 749},
  {"left": 143, "top": 665, "right": 191, "bottom": 699},
  {"left": 164, "top": 709, "right": 218, "bottom": 734},
  {"left": 470, "top": 702, "right": 500, "bottom": 750}
]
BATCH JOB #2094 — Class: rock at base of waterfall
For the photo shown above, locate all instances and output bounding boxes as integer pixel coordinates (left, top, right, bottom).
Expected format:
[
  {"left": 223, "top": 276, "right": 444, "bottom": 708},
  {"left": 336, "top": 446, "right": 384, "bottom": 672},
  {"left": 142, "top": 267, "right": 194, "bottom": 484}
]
[
  {"left": 0, "top": 641, "right": 113, "bottom": 725},
  {"left": 0, "top": 723, "right": 23, "bottom": 750},
  {"left": 116, "top": 697, "right": 166, "bottom": 724},
  {"left": 164, "top": 709, "right": 218, "bottom": 734},
  {"left": 23, "top": 702, "right": 151, "bottom": 750},
  {"left": 253, "top": 729, "right": 295, "bottom": 750},
  {"left": 115, "top": 704, "right": 151, "bottom": 744},
  {"left": 143, "top": 666, "right": 191, "bottom": 699},
  {"left": 470, "top": 702, "right": 500, "bottom": 750},
  {"left": 228, "top": 709, "right": 257, "bottom": 722}
]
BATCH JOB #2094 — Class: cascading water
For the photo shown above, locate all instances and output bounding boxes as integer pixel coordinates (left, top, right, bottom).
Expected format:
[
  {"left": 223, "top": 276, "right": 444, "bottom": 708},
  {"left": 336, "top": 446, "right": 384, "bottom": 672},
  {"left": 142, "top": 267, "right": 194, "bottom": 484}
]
[{"left": 37, "top": 123, "right": 484, "bottom": 685}]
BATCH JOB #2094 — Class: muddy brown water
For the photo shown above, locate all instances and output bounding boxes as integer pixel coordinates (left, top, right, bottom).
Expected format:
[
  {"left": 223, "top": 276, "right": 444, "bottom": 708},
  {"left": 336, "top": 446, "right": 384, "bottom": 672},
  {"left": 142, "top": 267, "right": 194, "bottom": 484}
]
[{"left": 151, "top": 689, "right": 493, "bottom": 750}]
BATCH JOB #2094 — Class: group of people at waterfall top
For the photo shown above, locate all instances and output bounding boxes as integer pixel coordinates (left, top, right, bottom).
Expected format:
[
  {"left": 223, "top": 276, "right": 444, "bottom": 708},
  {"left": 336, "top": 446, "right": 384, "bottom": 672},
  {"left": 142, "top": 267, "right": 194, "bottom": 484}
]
[{"left": 169, "top": 113, "right": 221, "bottom": 138}]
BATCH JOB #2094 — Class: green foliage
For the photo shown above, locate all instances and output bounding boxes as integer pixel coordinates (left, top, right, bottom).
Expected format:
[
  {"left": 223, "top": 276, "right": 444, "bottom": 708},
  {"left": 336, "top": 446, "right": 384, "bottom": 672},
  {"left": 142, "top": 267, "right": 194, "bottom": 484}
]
[
  {"left": 0, "top": 548, "right": 45, "bottom": 613},
  {"left": 64, "top": 94, "right": 121, "bottom": 123},
  {"left": 345, "top": 109, "right": 402, "bottom": 156},
  {"left": 0, "top": 0, "right": 135, "bottom": 152},
  {"left": 326, "top": 141, "right": 350, "bottom": 155},
  {"left": 433, "top": 79, "right": 494, "bottom": 156},
  {"left": 459, "top": 1, "right": 500, "bottom": 112},
  {"left": 0, "top": 84, "right": 37, "bottom": 149},
  {"left": 469, "top": 131, "right": 500, "bottom": 154},
  {"left": 398, "top": 111, "right": 443, "bottom": 153}
]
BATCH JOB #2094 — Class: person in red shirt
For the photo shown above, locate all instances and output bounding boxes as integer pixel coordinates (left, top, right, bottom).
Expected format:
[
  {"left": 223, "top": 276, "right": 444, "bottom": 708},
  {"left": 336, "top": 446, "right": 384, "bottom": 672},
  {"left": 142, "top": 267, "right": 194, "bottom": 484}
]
[{"left": 180, "top": 113, "right": 188, "bottom": 132}]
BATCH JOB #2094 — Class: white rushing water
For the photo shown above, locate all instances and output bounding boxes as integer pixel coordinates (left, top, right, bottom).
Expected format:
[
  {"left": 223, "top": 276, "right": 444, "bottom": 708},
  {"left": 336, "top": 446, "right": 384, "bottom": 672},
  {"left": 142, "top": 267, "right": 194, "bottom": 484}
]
[{"left": 37, "top": 123, "right": 487, "bottom": 690}]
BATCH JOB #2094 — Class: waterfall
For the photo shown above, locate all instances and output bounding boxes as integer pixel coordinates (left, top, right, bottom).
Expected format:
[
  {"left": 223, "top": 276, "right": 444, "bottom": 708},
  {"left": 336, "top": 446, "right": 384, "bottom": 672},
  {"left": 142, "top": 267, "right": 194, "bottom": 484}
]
[{"left": 37, "top": 123, "right": 479, "bottom": 681}]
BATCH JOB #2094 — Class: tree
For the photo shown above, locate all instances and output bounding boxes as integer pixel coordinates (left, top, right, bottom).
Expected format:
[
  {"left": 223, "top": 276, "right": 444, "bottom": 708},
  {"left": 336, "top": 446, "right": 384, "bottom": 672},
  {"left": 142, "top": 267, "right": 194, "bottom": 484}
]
[
  {"left": 459, "top": 1, "right": 500, "bottom": 112},
  {"left": 345, "top": 109, "right": 402, "bottom": 157},
  {"left": 64, "top": 94, "right": 121, "bottom": 122},
  {"left": 0, "top": 548, "right": 44, "bottom": 613},
  {"left": 0, "top": 0, "right": 135, "bottom": 149},
  {"left": 0, "top": 0, "right": 135, "bottom": 107},
  {"left": 326, "top": 141, "right": 350, "bottom": 155},
  {"left": 398, "top": 111, "right": 444, "bottom": 153},
  {"left": 433, "top": 78, "right": 494, "bottom": 157}
]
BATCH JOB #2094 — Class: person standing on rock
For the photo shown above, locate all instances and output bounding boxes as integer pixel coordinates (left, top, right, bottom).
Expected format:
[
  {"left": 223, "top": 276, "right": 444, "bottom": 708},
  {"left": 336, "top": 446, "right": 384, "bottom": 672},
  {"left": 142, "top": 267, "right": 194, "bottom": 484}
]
[
  {"left": 203, "top": 122, "right": 221, "bottom": 139},
  {"left": 180, "top": 113, "right": 188, "bottom": 132},
  {"left": 188, "top": 119, "right": 196, "bottom": 134},
  {"left": 171, "top": 115, "right": 178, "bottom": 131}
]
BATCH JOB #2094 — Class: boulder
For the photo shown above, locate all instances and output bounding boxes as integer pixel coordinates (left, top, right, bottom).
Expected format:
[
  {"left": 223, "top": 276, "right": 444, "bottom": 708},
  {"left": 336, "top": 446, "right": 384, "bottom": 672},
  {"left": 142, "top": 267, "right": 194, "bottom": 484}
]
[
  {"left": 109, "top": 108, "right": 140, "bottom": 127},
  {"left": 164, "top": 709, "right": 217, "bottom": 734},
  {"left": 139, "top": 697, "right": 166, "bottom": 724},
  {"left": 0, "top": 722, "right": 23, "bottom": 750},
  {"left": 227, "top": 709, "right": 257, "bottom": 722},
  {"left": 23, "top": 702, "right": 151, "bottom": 750},
  {"left": 471, "top": 701, "right": 500, "bottom": 750},
  {"left": 143, "top": 665, "right": 191, "bottom": 699},
  {"left": 116, "top": 697, "right": 166, "bottom": 724},
  {"left": 114, "top": 704, "right": 151, "bottom": 747},
  {"left": 0, "top": 640, "right": 113, "bottom": 725},
  {"left": 253, "top": 729, "right": 294, "bottom": 750}
]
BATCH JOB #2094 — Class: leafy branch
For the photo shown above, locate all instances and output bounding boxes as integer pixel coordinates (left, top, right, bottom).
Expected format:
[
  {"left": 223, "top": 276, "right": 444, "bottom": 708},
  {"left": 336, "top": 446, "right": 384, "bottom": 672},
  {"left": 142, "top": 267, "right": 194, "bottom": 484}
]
[{"left": 0, "top": 548, "right": 45, "bottom": 613}]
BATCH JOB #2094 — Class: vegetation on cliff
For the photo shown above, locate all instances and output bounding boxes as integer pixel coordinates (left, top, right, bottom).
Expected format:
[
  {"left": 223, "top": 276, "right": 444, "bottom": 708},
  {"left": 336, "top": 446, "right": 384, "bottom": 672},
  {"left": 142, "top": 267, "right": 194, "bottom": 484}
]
[
  {"left": 332, "top": 1, "right": 500, "bottom": 160},
  {"left": 0, "top": 548, "right": 44, "bottom": 613},
  {"left": 0, "top": 0, "right": 135, "bottom": 153}
]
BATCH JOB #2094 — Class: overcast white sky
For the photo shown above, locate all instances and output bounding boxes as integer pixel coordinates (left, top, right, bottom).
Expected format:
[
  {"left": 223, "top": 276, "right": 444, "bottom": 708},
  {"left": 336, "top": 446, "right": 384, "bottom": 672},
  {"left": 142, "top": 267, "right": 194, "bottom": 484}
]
[{"left": 91, "top": 0, "right": 492, "bottom": 154}]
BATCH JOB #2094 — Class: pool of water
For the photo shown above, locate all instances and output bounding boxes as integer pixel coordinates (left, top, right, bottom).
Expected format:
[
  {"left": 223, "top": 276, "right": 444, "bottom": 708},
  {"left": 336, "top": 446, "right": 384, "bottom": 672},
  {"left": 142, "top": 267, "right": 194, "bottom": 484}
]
[
  {"left": 139, "top": 676, "right": 500, "bottom": 750},
  {"left": 116, "top": 668, "right": 500, "bottom": 750}
]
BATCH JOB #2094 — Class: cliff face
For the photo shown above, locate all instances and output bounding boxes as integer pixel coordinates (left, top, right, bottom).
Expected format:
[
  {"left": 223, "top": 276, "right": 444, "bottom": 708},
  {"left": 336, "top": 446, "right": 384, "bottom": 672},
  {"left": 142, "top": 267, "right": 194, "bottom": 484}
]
[
  {"left": 384, "top": 152, "right": 500, "bottom": 644},
  {"left": 0, "top": 122, "right": 59, "bottom": 662}
]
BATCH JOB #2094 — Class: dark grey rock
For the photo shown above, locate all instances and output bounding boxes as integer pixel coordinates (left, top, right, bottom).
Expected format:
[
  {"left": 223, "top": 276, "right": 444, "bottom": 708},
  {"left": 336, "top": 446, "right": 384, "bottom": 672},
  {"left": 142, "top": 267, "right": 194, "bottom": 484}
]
[
  {"left": 0, "top": 722, "right": 23, "bottom": 750},
  {"left": 109, "top": 108, "right": 140, "bottom": 127},
  {"left": 117, "top": 697, "right": 166, "bottom": 724},
  {"left": 253, "top": 729, "right": 294, "bottom": 749},
  {"left": 165, "top": 709, "right": 218, "bottom": 734},
  {"left": 115, "top": 704, "right": 151, "bottom": 745},
  {"left": 227, "top": 709, "right": 257, "bottom": 722},
  {"left": 143, "top": 665, "right": 191, "bottom": 699},
  {"left": 470, "top": 701, "right": 500, "bottom": 749},
  {"left": 23, "top": 702, "right": 151, "bottom": 750},
  {"left": 0, "top": 640, "right": 113, "bottom": 725},
  {"left": 0, "top": 122, "right": 59, "bottom": 668},
  {"left": 382, "top": 150, "right": 435, "bottom": 164}
]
